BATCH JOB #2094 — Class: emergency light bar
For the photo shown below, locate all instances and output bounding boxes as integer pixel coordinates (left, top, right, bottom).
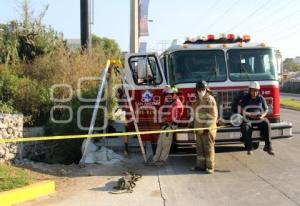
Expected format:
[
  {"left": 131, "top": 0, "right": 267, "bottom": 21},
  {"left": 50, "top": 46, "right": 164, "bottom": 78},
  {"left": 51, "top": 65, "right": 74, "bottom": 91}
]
[{"left": 184, "top": 34, "right": 251, "bottom": 44}]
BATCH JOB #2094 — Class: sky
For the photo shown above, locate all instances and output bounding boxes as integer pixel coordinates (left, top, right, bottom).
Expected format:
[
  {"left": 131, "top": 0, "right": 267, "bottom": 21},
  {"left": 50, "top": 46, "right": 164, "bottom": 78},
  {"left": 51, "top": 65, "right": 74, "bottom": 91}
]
[{"left": 0, "top": 0, "right": 300, "bottom": 58}]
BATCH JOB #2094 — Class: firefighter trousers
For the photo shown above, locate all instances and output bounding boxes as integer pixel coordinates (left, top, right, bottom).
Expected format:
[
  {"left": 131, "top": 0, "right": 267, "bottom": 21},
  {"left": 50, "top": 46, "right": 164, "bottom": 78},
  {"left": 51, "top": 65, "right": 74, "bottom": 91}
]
[
  {"left": 195, "top": 129, "right": 216, "bottom": 170},
  {"left": 152, "top": 125, "right": 175, "bottom": 162},
  {"left": 241, "top": 118, "right": 272, "bottom": 151}
]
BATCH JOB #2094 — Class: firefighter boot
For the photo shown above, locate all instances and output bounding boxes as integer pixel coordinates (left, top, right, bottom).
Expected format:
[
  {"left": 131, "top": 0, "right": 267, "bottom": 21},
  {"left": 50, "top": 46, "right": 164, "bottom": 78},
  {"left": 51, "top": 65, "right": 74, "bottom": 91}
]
[
  {"left": 205, "top": 150, "right": 215, "bottom": 174},
  {"left": 206, "top": 168, "right": 214, "bottom": 174},
  {"left": 263, "top": 145, "right": 274, "bottom": 155},
  {"left": 191, "top": 156, "right": 206, "bottom": 171}
]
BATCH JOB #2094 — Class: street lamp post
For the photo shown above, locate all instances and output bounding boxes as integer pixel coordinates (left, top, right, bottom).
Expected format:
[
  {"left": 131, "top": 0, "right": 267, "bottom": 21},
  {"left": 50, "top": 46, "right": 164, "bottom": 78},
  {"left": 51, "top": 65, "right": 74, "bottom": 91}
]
[
  {"left": 80, "top": 0, "right": 92, "bottom": 50},
  {"left": 130, "top": 0, "right": 139, "bottom": 53}
]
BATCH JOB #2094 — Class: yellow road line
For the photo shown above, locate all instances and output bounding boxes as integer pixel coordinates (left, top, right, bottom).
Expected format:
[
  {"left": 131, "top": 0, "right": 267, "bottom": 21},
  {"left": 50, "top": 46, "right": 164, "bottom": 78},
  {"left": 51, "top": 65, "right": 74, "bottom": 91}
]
[
  {"left": 0, "top": 126, "right": 225, "bottom": 143},
  {"left": 0, "top": 181, "right": 55, "bottom": 206}
]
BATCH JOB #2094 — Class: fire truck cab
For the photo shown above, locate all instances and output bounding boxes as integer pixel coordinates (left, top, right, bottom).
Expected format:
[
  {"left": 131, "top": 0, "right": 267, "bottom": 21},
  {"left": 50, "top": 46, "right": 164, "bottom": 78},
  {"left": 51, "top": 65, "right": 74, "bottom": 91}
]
[{"left": 123, "top": 34, "right": 292, "bottom": 148}]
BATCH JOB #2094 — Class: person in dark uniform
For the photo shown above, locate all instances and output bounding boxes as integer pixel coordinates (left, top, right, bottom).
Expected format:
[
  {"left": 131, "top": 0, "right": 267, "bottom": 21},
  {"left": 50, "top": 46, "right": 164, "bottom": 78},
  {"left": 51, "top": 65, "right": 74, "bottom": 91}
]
[{"left": 239, "top": 81, "right": 274, "bottom": 155}]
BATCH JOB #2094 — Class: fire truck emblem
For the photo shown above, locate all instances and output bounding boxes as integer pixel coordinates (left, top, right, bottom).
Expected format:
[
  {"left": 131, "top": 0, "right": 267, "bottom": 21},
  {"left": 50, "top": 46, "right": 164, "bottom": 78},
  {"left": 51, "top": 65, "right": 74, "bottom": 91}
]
[{"left": 141, "top": 90, "right": 153, "bottom": 103}]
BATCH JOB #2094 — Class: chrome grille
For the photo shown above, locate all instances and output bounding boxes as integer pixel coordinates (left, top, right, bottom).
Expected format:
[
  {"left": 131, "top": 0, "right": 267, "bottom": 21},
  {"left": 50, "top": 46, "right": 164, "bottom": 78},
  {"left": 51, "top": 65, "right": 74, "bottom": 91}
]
[{"left": 213, "top": 89, "right": 247, "bottom": 120}]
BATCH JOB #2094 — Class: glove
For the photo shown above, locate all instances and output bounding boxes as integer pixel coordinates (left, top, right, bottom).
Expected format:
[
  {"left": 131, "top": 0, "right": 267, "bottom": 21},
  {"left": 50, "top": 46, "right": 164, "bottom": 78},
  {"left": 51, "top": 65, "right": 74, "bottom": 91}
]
[{"left": 203, "top": 129, "right": 209, "bottom": 136}]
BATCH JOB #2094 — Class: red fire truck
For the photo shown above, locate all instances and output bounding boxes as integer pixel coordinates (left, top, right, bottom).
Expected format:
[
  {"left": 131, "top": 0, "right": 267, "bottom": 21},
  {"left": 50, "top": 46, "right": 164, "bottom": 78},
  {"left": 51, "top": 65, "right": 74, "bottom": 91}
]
[{"left": 122, "top": 34, "right": 292, "bottom": 149}]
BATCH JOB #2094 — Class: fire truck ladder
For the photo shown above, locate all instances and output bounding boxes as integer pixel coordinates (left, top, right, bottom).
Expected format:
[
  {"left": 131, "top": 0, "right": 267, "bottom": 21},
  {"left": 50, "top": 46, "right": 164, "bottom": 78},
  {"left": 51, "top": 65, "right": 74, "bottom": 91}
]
[
  {"left": 80, "top": 60, "right": 147, "bottom": 166},
  {"left": 120, "top": 70, "right": 147, "bottom": 162}
]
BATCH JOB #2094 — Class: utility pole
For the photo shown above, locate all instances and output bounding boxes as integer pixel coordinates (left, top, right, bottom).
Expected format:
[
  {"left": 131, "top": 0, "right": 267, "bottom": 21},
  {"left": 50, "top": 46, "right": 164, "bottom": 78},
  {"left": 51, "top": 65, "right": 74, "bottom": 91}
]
[
  {"left": 130, "top": 0, "right": 139, "bottom": 53},
  {"left": 80, "top": 0, "right": 92, "bottom": 50},
  {"left": 275, "top": 49, "right": 283, "bottom": 84},
  {"left": 157, "top": 40, "right": 170, "bottom": 53}
]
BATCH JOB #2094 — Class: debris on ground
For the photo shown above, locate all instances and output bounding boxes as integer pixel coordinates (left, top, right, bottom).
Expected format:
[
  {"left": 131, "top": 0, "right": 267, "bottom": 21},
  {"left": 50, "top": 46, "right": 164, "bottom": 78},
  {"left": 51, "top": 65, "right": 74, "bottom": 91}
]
[{"left": 109, "top": 171, "right": 142, "bottom": 194}]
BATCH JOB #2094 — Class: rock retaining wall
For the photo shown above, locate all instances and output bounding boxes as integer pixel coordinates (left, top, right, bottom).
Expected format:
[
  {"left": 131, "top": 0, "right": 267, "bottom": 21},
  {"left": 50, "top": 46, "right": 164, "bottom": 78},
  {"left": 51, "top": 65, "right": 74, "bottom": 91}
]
[{"left": 0, "top": 113, "right": 23, "bottom": 163}]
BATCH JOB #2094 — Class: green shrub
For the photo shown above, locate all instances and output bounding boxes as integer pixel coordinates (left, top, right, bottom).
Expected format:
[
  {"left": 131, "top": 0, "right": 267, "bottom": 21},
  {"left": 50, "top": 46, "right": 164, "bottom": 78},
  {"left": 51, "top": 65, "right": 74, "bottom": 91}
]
[
  {"left": 0, "top": 100, "right": 16, "bottom": 114},
  {"left": 44, "top": 88, "right": 107, "bottom": 164},
  {"left": 0, "top": 71, "right": 52, "bottom": 126},
  {"left": 45, "top": 88, "right": 105, "bottom": 135},
  {"left": 282, "top": 81, "right": 300, "bottom": 94},
  {"left": 11, "top": 77, "right": 52, "bottom": 126}
]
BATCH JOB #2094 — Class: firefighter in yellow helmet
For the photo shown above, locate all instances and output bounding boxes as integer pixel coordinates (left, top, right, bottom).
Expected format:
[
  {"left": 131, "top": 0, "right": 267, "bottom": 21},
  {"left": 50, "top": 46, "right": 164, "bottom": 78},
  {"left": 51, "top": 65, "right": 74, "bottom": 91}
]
[{"left": 191, "top": 80, "right": 218, "bottom": 174}]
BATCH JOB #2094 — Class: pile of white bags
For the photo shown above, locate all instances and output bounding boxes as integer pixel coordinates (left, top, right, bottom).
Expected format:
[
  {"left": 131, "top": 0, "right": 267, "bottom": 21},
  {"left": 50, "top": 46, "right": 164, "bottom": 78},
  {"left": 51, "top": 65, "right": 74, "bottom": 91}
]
[{"left": 80, "top": 140, "right": 124, "bottom": 165}]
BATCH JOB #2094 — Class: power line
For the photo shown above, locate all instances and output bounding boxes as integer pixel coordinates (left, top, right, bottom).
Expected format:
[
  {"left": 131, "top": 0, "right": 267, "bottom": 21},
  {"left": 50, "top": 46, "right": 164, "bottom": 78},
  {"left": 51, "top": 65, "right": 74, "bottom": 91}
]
[
  {"left": 242, "top": 0, "right": 295, "bottom": 32},
  {"left": 253, "top": 10, "right": 300, "bottom": 34},
  {"left": 262, "top": 0, "right": 294, "bottom": 18},
  {"left": 201, "top": 0, "right": 220, "bottom": 17},
  {"left": 263, "top": 17, "right": 300, "bottom": 41},
  {"left": 227, "top": 0, "right": 274, "bottom": 32},
  {"left": 196, "top": 0, "right": 220, "bottom": 32},
  {"left": 269, "top": 23, "right": 300, "bottom": 43},
  {"left": 205, "top": 0, "right": 241, "bottom": 31},
  {"left": 207, "top": 0, "right": 220, "bottom": 11}
]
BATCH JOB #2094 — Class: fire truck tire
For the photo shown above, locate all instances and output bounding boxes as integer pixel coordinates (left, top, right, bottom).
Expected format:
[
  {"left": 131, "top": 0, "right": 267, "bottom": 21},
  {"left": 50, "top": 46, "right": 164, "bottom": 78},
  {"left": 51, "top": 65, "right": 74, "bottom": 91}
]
[{"left": 252, "top": 142, "right": 260, "bottom": 150}]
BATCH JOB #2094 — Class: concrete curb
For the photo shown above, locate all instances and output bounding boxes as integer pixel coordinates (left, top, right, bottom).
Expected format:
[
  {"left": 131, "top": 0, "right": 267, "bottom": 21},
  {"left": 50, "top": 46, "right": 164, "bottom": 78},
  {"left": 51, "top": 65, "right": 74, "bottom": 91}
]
[
  {"left": 281, "top": 92, "right": 300, "bottom": 98},
  {"left": 280, "top": 105, "right": 300, "bottom": 112},
  {"left": 0, "top": 180, "right": 55, "bottom": 206}
]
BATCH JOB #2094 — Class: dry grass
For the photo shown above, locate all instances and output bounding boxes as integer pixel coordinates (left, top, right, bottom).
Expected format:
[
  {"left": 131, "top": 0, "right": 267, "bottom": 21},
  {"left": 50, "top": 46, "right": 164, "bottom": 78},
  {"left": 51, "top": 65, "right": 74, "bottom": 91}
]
[{"left": 17, "top": 46, "right": 107, "bottom": 99}]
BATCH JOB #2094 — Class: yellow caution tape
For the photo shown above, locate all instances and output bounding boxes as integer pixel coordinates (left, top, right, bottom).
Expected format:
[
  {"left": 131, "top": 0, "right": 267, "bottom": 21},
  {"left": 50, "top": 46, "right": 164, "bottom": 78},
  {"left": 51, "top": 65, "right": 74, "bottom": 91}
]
[{"left": 0, "top": 126, "right": 225, "bottom": 143}]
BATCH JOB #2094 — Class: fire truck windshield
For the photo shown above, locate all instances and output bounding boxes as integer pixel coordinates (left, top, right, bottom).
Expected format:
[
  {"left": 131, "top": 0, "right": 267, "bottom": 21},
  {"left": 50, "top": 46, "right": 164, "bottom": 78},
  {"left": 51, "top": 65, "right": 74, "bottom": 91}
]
[
  {"left": 168, "top": 50, "right": 227, "bottom": 84},
  {"left": 227, "top": 48, "right": 278, "bottom": 81}
]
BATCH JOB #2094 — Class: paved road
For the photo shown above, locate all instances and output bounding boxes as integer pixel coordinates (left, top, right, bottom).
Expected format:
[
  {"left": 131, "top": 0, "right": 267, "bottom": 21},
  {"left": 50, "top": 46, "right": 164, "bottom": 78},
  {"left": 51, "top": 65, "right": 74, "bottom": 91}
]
[
  {"left": 281, "top": 93, "right": 300, "bottom": 101},
  {"left": 20, "top": 109, "right": 300, "bottom": 206}
]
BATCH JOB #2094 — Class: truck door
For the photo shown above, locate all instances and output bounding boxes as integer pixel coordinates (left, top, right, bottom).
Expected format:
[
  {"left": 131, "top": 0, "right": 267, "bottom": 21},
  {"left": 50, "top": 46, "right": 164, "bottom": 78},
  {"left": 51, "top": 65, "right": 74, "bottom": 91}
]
[
  {"left": 124, "top": 53, "right": 167, "bottom": 88},
  {"left": 124, "top": 53, "right": 167, "bottom": 141}
]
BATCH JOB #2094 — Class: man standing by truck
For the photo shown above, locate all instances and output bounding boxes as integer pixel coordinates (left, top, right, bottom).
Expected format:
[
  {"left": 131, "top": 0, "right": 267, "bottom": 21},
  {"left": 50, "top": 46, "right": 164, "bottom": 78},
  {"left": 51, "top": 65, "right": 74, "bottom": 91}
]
[
  {"left": 148, "top": 86, "right": 183, "bottom": 166},
  {"left": 192, "top": 80, "right": 218, "bottom": 174},
  {"left": 239, "top": 81, "right": 274, "bottom": 155}
]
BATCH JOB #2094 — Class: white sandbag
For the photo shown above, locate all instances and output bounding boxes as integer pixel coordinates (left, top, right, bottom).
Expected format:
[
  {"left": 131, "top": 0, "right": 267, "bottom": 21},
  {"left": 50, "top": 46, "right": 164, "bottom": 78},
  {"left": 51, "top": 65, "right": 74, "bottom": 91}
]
[
  {"left": 80, "top": 144, "right": 123, "bottom": 164},
  {"left": 81, "top": 139, "right": 98, "bottom": 154},
  {"left": 84, "top": 152, "right": 95, "bottom": 164},
  {"left": 94, "top": 146, "right": 124, "bottom": 165},
  {"left": 96, "top": 158, "right": 121, "bottom": 165}
]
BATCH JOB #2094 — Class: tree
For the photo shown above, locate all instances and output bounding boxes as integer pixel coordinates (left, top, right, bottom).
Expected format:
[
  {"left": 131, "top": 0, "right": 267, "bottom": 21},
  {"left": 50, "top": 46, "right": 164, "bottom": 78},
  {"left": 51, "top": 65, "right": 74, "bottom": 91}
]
[
  {"left": 283, "top": 58, "right": 300, "bottom": 72},
  {"left": 0, "top": 0, "right": 65, "bottom": 64},
  {"left": 92, "top": 34, "right": 121, "bottom": 58},
  {"left": 0, "top": 22, "right": 20, "bottom": 66}
]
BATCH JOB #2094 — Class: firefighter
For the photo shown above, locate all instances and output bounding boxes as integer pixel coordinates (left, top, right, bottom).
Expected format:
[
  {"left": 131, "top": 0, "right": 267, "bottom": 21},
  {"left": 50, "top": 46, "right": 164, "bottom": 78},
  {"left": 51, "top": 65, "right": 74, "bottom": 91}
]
[
  {"left": 239, "top": 81, "right": 274, "bottom": 155},
  {"left": 148, "top": 86, "right": 183, "bottom": 166},
  {"left": 191, "top": 80, "right": 218, "bottom": 174}
]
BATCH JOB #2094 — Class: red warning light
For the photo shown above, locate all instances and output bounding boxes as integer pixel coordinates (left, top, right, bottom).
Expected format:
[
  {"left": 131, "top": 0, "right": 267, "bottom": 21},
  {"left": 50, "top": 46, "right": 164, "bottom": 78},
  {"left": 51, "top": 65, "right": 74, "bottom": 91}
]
[
  {"left": 227, "top": 34, "right": 235, "bottom": 40},
  {"left": 207, "top": 34, "right": 215, "bottom": 40}
]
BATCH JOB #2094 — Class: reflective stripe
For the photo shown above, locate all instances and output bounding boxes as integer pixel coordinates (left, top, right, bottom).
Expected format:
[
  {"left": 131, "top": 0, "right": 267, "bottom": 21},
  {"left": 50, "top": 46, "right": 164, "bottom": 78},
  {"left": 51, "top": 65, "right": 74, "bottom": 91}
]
[
  {"left": 197, "top": 156, "right": 206, "bottom": 160},
  {"left": 198, "top": 113, "right": 207, "bottom": 119}
]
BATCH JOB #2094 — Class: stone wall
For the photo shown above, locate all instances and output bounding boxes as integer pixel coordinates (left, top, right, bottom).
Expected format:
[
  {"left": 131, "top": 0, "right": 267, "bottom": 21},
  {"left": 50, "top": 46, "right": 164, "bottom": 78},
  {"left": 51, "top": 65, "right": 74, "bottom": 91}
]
[
  {"left": 0, "top": 113, "right": 23, "bottom": 163},
  {"left": 21, "top": 127, "right": 60, "bottom": 161}
]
